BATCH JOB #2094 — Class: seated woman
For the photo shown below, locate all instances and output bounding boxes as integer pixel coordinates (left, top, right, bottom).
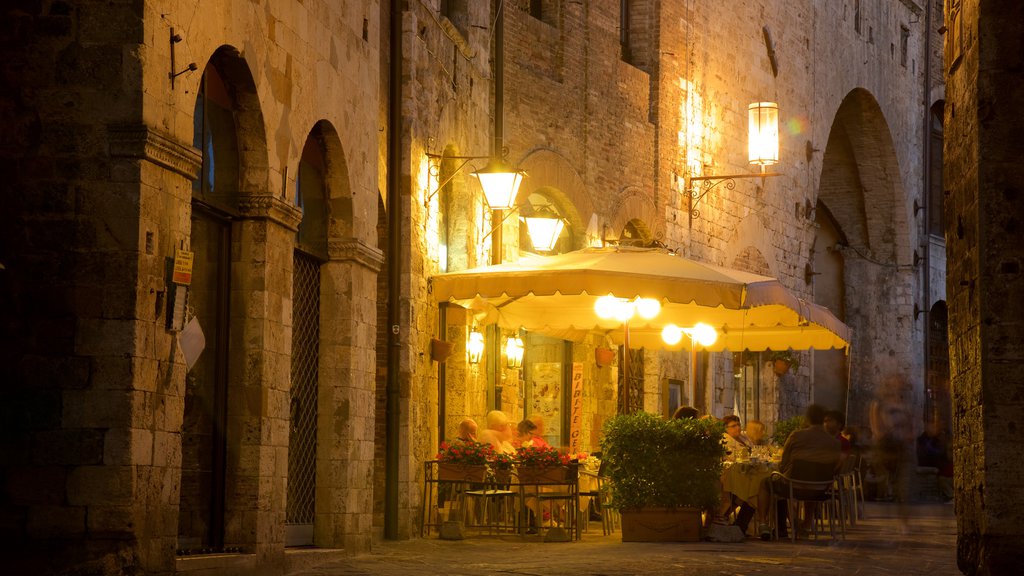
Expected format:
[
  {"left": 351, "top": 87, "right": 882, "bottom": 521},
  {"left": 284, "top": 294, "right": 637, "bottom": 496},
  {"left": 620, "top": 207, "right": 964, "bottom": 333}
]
[
  {"left": 718, "top": 415, "right": 757, "bottom": 533},
  {"left": 746, "top": 420, "right": 768, "bottom": 446}
]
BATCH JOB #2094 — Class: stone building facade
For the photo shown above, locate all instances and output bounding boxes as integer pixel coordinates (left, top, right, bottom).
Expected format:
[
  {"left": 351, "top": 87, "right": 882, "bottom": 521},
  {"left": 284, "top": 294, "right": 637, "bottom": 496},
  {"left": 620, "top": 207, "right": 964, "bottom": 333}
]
[
  {"left": 397, "top": 0, "right": 947, "bottom": 550},
  {"left": 944, "top": 1, "right": 1024, "bottom": 573},
  {"left": 1, "top": 1, "right": 383, "bottom": 574},
  {"left": 9, "top": 1, "right": 1012, "bottom": 576}
]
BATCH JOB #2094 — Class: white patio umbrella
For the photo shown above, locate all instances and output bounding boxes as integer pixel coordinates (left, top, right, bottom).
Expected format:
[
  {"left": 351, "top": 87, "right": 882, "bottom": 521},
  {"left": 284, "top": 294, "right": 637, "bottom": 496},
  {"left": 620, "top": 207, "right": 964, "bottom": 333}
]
[{"left": 429, "top": 246, "right": 851, "bottom": 353}]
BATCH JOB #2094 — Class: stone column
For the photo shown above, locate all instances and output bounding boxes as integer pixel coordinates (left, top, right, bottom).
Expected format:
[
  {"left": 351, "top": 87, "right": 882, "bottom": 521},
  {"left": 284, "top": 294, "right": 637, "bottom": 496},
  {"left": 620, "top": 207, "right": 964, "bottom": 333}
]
[
  {"left": 226, "top": 195, "right": 302, "bottom": 564},
  {"left": 945, "top": 1, "right": 1024, "bottom": 573},
  {"left": 316, "top": 238, "right": 383, "bottom": 552}
]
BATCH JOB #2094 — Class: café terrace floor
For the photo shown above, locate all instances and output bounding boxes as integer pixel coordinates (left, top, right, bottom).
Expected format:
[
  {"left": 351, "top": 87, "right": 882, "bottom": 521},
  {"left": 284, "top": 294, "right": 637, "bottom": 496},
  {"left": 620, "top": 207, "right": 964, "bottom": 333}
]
[{"left": 285, "top": 501, "right": 958, "bottom": 576}]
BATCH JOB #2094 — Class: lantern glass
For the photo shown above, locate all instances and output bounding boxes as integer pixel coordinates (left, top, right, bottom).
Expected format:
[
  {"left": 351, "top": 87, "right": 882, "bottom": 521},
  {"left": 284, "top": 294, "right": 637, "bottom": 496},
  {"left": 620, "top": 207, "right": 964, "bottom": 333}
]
[
  {"left": 467, "top": 329, "right": 485, "bottom": 364},
  {"left": 472, "top": 158, "right": 525, "bottom": 210},
  {"left": 748, "top": 102, "right": 779, "bottom": 166},
  {"left": 505, "top": 335, "right": 524, "bottom": 368},
  {"left": 523, "top": 215, "right": 565, "bottom": 252}
]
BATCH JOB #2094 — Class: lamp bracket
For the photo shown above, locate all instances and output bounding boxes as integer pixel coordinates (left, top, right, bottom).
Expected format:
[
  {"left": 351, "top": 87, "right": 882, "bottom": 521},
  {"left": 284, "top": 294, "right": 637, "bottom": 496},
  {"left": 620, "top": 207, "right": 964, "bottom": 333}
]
[
  {"left": 687, "top": 172, "right": 780, "bottom": 225},
  {"left": 478, "top": 204, "right": 521, "bottom": 245},
  {"left": 169, "top": 28, "right": 197, "bottom": 89},
  {"left": 424, "top": 153, "right": 491, "bottom": 207}
]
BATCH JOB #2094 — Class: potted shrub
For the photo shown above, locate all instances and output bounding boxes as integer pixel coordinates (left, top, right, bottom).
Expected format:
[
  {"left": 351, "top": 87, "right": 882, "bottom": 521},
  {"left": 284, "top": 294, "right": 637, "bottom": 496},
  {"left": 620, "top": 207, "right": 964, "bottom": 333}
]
[
  {"left": 769, "top": 349, "right": 800, "bottom": 376},
  {"left": 771, "top": 415, "right": 804, "bottom": 446},
  {"left": 601, "top": 412, "right": 726, "bottom": 541}
]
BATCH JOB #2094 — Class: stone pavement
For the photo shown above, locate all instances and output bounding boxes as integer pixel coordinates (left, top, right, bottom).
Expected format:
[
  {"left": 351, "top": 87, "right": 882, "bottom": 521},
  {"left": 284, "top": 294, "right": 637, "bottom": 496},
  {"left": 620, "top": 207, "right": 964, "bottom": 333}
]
[{"left": 286, "top": 502, "right": 958, "bottom": 576}]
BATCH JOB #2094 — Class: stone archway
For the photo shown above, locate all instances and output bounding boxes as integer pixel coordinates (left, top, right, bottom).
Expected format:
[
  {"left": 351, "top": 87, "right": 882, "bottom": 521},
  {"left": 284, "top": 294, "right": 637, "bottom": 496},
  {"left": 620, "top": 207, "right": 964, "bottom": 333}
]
[{"left": 816, "top": 88, "right": 915, "bottom": 426}]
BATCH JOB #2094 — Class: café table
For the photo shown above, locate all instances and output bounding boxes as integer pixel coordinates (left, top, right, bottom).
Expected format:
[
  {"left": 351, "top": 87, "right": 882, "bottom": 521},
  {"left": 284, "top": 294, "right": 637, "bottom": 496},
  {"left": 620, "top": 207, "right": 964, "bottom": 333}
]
[{"left": 721, "top": 459, "right": 777, "bottom": 505}]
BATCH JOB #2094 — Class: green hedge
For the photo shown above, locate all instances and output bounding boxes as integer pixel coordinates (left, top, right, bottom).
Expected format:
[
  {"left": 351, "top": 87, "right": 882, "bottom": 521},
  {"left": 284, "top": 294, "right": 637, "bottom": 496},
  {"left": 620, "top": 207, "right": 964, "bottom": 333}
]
[{"left": 601, "top": 412, "right": 725, "bottom": 510}]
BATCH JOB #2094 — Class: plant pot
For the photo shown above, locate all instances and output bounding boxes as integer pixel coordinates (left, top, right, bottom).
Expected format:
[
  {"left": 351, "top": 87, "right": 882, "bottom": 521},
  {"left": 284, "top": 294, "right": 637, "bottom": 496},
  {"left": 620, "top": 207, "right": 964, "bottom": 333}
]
[
  {"left": 595, "top": 347, "right": 615, "bottom": 367},
  {"left": 772, "top": 358, "right": 791, "bottom": 376},
  {"left": 437, "top": 463, "right": 487, "bottom": 483},
  {"left": 430, "top": 338, "right": 455, "bottom": 363},
  {"left": 620, "top": 507, "right": 703, "bottom": 542},
  {"left": 517, "top": 465, "right": 576, "bottom": 484}
]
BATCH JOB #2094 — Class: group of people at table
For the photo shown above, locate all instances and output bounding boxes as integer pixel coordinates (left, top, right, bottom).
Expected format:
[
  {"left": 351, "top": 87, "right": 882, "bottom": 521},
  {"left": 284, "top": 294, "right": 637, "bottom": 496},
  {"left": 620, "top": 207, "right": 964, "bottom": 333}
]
[
  {"left": 675, "top": 403, "right": 852, "bottom": 540},
  {"left": 447, "top": 403, "right": 856, "bottom": 540},
  {"left": 452, "top": 410, "right": 552, "bottom": 454}
]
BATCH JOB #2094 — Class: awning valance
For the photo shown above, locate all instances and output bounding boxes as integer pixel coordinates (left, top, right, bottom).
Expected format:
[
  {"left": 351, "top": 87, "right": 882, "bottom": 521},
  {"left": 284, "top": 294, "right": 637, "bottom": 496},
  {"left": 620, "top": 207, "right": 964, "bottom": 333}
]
[{"left": 429, "top": 246, "right": 851, "bottom": 353}]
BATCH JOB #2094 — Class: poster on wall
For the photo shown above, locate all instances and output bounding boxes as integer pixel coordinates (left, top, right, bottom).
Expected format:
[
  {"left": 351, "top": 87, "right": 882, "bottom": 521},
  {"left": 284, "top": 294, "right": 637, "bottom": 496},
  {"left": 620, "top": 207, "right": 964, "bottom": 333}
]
[{"left": 531, "top": 362, "right": 561, "bottom": 446}]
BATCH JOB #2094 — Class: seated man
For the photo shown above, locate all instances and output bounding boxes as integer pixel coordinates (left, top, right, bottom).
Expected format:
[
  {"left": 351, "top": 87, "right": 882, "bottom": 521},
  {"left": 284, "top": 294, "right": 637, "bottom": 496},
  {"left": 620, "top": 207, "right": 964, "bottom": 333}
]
[
  {"left": 477, "top": 410, "right": 516, "bottom": 454},
  {"left": 449, "top": 417, "right": 478, "bottom": 445},
  {"left": 756, "top": 404, "right": 840, "bottom": 540}
]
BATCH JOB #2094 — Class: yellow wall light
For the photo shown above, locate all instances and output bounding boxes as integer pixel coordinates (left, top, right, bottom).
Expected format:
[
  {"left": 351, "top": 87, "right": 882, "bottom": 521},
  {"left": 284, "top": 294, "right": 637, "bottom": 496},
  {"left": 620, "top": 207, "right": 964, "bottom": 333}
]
[
  {"left": 748, "top": 101, "right": 779, "bottom": 167},
  {"left": 505, "top": 335, "right": 524, "bottom": 368},
  {"left": 467, "top": 329, "right": 485, "bottom": 364}
]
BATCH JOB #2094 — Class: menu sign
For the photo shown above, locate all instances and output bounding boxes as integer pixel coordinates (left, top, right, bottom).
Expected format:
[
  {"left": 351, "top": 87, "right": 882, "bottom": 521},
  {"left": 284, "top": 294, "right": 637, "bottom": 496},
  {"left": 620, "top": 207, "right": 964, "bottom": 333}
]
[{"left": 569, "top": 362, "right": 583, "bottom": 455}]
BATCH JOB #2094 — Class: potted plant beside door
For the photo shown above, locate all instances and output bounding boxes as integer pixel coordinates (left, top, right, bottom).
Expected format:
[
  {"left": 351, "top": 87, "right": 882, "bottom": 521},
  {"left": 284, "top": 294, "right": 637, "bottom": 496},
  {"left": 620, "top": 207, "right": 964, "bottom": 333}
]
[
  {"left": 601, "top": 411, "right": 725, "bottom": 542},
  {"left": 769, "top": 350, "right": 800, "bottom": 376}
]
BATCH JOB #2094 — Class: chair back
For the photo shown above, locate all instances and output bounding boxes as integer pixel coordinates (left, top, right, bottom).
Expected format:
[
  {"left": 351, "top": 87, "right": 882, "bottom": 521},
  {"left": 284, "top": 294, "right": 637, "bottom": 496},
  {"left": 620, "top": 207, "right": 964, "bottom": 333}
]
[
  {"left": 788, "top": 460, "right": 837, "bottom": 501},
  {"left": 790, "top": 459, "right": 837, "bottom": 482}
]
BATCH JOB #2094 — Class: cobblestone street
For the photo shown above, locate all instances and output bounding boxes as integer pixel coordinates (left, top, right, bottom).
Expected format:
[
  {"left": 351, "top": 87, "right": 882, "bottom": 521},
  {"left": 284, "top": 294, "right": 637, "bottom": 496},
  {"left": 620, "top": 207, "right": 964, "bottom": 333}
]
[{"left": 285, "top": 502, "right": 957, "bottom": 576}]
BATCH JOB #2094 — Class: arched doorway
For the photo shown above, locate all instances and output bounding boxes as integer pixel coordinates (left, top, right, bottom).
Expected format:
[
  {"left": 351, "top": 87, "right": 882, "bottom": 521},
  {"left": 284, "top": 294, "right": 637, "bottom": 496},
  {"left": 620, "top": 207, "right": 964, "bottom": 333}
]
[
  {"left": 815, "top": 88, "right": 914, "bottom": 426},
  {"left": 181, "top": 46, "right": 267, "bottom": 552}
]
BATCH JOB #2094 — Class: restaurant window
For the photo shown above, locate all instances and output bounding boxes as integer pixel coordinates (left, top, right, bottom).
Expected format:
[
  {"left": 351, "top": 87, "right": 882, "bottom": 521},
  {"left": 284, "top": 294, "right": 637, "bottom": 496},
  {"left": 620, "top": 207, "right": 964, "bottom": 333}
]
[{"left": 733, "top": 351, "right": 762, "bottom": 423}]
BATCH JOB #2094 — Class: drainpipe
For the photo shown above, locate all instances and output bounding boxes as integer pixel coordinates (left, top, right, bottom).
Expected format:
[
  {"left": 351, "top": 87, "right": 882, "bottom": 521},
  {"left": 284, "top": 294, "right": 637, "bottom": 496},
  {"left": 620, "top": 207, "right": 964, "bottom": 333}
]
[
  {"left": 384, "top": 0, "right": 402, "bottom": 540},
  {"left": 921, "top": 1, "right": 932, "bottom": 418},
  {"left": 490, "top": 1, "right": 505, "bottom": 266}
]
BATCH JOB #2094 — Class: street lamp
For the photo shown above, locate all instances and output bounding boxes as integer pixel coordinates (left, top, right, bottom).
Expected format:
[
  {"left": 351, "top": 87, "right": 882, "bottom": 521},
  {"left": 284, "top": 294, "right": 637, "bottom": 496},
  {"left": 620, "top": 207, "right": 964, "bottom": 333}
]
[
  {"left": 522, "top": 207, "right": 566, "bottom": 252},
  {"left": 687, "top": 101, "right": 781, "bottom": 224},
  {"left": 473, "top": 157, "right": 526, "bottom": 211}
]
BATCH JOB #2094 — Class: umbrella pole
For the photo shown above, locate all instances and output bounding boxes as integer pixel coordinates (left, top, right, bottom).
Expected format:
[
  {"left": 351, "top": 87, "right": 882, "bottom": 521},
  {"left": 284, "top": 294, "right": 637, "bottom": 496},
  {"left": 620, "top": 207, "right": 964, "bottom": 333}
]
[
  {"left": 622, "top": 320, "right": 631, "bottom": 413},
  {"left": 689, "top": 345, "right": 697, "bottom": 412}
]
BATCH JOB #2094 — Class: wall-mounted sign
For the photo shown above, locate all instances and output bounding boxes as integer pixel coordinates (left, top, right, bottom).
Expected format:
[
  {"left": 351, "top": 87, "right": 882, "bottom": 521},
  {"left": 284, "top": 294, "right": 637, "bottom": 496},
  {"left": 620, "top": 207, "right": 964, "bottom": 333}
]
[{"left": 172, "top": 248, "right": 194, "bottom": 285}]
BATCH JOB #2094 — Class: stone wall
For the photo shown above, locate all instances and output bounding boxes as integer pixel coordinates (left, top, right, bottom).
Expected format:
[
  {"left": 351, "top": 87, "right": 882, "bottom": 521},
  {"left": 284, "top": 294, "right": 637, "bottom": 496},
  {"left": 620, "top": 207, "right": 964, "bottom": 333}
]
[{"left": 945, "top": 1, "right": 1024, "bottom": 573}]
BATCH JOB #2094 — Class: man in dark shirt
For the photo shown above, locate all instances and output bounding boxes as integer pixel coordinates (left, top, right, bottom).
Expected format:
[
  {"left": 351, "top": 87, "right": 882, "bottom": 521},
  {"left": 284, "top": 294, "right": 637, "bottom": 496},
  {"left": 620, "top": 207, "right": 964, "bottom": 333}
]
[{"left": 757, "top": 404, "right": 840, "bottom": 540}]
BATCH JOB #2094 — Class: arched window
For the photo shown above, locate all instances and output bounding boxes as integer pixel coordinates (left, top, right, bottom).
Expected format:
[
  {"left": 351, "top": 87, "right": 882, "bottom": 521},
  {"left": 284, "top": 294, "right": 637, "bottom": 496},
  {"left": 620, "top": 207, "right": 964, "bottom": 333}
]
[
  {"left": 192, "top": 64, "right": 239, "bottom": 212},
  {"left": 296, "top": 125, "right": 329, "bottom": 260}
]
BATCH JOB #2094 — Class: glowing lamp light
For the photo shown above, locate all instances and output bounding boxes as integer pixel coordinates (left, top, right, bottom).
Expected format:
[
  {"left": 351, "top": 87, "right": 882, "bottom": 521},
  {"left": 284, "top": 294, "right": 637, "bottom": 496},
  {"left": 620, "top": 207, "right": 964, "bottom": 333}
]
[
  {"left": 635, "top": 298, "right": 661, "bottom": 320},
  {"left": 472, "top": 158, "right": 526, "bottom": 210},
  {"left": 505, "top": 335, "right": 524, "bottom": 368},
  {"left": 748, "top": 102, "right": 779, "bottom": 167},
  {"left": 661, "top": 324, "right": 684, "bottom": 346},
  {"left": 689, "top": 322, "right": 718, "bottom": 347},
  {"left": 523, "top": 213, "right": 566, "bottom": 252},
  {"left": 595, "top": 295, "right": 627, "bottom": 321},
  {"left": 467, "top": 329, "right": 485, "bottom": 364}
]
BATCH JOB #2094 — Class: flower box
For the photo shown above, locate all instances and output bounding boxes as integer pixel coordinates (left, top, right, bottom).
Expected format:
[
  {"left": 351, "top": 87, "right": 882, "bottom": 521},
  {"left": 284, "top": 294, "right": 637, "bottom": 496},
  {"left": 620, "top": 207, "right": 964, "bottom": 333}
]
[
  {"left": 437, "top": 463, "right": 487, "bottom": 483},
  {"left": 517, "top": 465, "right": 576, "bottom": 484},
  {"left": 620, "top": 507, "right": 703, "bottom": 542}
]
